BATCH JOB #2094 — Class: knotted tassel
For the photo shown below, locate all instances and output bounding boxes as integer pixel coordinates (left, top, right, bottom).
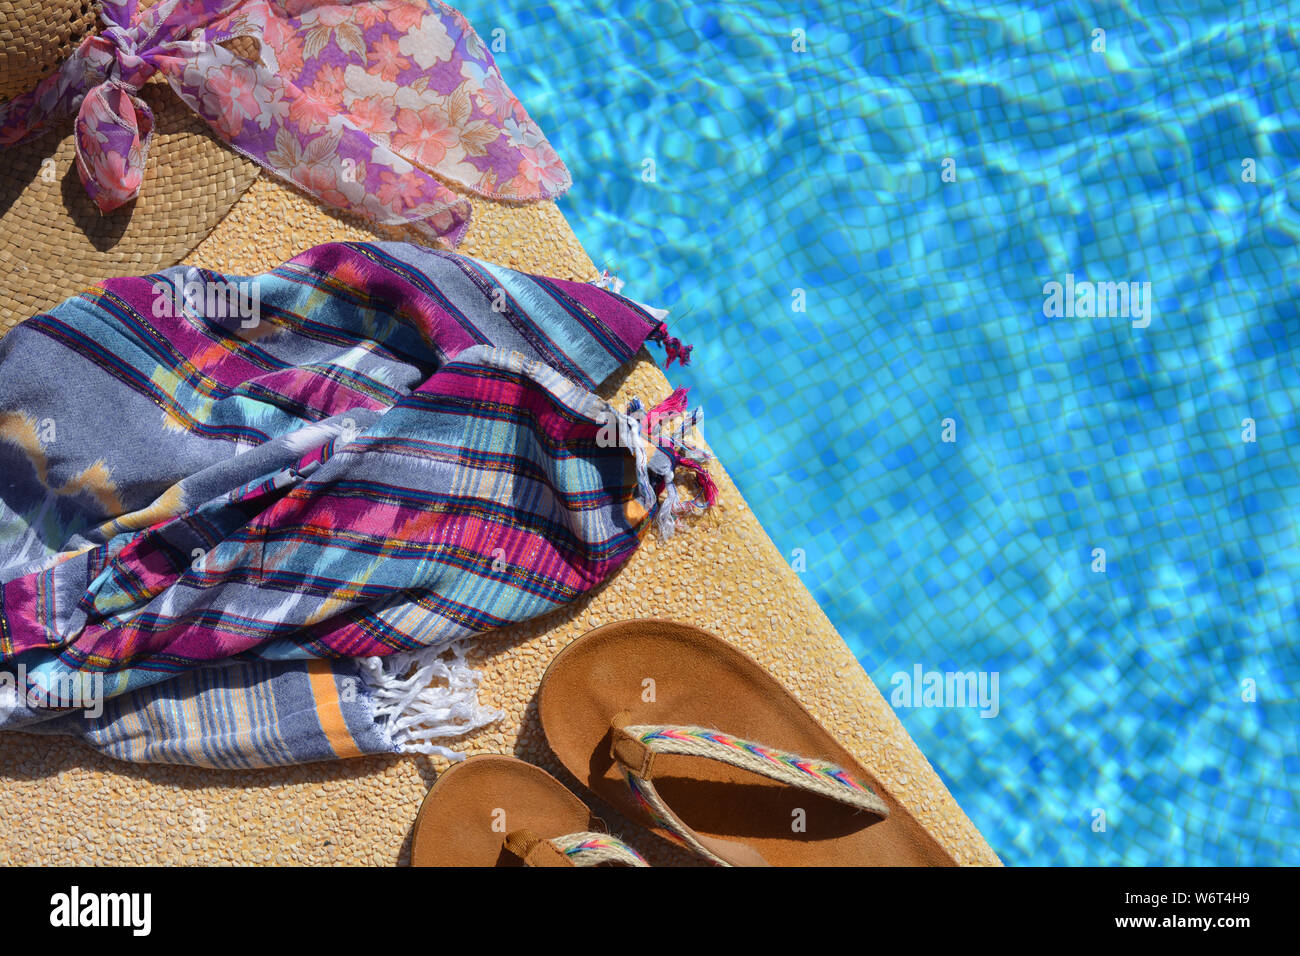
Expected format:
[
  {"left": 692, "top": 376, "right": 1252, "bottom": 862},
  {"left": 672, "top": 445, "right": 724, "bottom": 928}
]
[
  {"left": 648, "top": 323, "right": 694, "bottom": 367},
  {"left": 646, "top": 387, "right": 690, "bottom": 433},
  {"left": 624, "top": 389, "right": 716, "bottom": 538},
  {"left": 675, "top": 455, "right": 719, "bottom": 509}
]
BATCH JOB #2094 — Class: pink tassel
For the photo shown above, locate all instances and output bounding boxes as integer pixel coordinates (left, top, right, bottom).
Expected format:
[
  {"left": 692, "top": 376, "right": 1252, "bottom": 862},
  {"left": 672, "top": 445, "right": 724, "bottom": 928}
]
[
  {"left": 648, "top": 323, "right": 694, "bottom": 367},
  {"left": 647, "top": 387, "right": 689, "bottom": 433},
  {"left": 677, "top": 456, "right": 719, "bottom": 508}
]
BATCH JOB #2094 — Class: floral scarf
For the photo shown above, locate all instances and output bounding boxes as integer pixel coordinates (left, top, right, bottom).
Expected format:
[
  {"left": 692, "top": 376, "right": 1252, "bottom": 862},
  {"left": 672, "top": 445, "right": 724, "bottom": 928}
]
[{"left": 0, "top": 0, "right": 571, "bottom": 244}]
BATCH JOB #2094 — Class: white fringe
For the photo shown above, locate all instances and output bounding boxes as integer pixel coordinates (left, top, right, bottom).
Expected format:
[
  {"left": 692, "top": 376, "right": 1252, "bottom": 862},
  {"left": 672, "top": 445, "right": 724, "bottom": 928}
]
[
  {"left": 358, "top": 638, "right": 504, "bottom": 762},
  {"left": 590, "top": 271, "right": 626, "bottom": 295},
  {"left": 656, "top": 478, "right": 681, "bottom": 539},
  {"left": 634, "top": 301, "right": 671, "bottom": 322},
  {"left": 590, "top": 270, "right": 670, "bottom": 321},
  {"left": 621, "top": 411, "right": 658, "bottom": 514},
  {"left": 0, "top": 683, "right": 17, "bottom": 725}
]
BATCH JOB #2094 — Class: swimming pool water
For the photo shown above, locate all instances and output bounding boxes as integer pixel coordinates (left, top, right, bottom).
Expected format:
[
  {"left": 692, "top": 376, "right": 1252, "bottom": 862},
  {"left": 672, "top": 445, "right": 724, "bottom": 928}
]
[{"left": 465, "top": 0, "right": 1300, "bottom": 865}]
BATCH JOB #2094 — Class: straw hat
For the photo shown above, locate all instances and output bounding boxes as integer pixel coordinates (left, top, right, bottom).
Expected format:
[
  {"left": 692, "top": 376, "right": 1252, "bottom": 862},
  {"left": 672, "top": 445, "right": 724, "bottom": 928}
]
[
  {"left": 0, "top": 0, "right": 262, "bottom": 330},
  {"left": 0, "top": 0, "right": 591, "bottom": 339}
]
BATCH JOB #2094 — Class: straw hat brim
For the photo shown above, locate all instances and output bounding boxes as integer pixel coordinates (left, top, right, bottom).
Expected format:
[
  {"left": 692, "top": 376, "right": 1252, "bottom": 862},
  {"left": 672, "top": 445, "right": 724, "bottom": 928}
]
[{"left": 0, "top": 75, "right": 260, "bottom": 331}]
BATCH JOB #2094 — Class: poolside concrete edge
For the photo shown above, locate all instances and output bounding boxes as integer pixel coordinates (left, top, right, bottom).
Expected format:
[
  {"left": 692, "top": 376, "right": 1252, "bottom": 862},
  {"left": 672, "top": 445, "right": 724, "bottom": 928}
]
[{"left": 0, "top": 180, "right": 999, "bottom": 866}]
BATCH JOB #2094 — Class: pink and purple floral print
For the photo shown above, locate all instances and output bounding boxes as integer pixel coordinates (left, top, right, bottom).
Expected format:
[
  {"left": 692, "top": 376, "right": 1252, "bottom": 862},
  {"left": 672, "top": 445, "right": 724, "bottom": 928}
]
[{"left": 0, "top": 0, "right": 572, "bottom": 245}]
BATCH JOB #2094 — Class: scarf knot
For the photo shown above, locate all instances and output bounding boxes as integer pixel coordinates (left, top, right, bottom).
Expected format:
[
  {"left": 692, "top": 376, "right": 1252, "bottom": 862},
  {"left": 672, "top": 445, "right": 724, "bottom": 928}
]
[
  {"left": 64, "top": 1, "right": 175, "bottom": 210},
  {"left": 0, "top": 0, "right": 572, "bottom": 240}
]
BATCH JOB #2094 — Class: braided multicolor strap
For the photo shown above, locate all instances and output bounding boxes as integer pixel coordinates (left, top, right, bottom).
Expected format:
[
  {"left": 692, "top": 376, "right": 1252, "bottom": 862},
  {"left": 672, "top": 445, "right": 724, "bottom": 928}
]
[
  {"left": 610, "top": 711, "right": 889, "bottom": 866},
  {"left": 503, "top": 827, "right": 648, "bottom": 867}
]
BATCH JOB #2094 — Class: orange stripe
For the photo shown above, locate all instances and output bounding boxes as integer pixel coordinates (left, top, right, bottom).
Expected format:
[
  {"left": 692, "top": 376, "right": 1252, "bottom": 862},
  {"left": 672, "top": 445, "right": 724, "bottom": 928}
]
[{"left": 307, "top": 660, "right": 366, "bottom": 759}]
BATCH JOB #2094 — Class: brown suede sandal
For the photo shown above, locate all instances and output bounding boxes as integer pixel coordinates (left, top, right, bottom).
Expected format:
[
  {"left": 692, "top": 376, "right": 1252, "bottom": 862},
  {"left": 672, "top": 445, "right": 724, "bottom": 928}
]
[
  {"left": 538, "top": 619, "right": 958, "bottom": 867},
  {"left": 410, "top": 754, "right": 647, "bottom": 867}
]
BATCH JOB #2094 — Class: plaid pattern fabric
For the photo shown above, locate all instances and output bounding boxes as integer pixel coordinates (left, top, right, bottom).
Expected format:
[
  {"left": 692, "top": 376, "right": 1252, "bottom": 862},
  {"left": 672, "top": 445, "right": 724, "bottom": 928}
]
[{"left": 0, "top": 241, "right": 666, "bottom": 714}]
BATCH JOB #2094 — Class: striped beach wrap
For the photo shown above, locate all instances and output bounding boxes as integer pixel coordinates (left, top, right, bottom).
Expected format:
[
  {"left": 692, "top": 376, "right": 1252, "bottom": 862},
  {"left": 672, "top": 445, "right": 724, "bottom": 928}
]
[{"left": 0, "top": 241, "right": 707, "bottom": 767}]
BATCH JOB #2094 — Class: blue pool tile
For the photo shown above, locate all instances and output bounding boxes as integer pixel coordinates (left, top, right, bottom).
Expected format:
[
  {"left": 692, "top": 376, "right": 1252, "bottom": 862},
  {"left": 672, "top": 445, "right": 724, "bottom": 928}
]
[{"left": 481, "top": 0, "right": 1300, "bottom": 865}]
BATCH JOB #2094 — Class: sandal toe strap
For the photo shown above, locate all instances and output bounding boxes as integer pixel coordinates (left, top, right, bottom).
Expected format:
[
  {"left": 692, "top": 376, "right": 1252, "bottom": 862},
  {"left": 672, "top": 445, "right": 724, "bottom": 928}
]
[
  {"left": 609, "top": 710, "right": 890, "bottom": 865},
  {"left": 503, "top": 826, "right": 648, "bottom": 867}
]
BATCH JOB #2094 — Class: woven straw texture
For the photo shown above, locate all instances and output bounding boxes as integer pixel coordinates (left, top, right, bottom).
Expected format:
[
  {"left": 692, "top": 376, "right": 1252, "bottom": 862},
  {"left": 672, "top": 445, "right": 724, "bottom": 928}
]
[
  {"left": 0, "top": 0, "right": 99, "bottom": 101},
  {"left": 0, "top": 0, "right": 260, "bottom": 329}
]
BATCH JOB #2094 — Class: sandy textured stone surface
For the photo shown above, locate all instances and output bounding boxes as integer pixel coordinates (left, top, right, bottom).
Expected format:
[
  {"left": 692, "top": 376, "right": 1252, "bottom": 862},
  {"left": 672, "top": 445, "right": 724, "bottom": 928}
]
[{"left": 0, "top": 177, "right": 1000, "bottom": 866}]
